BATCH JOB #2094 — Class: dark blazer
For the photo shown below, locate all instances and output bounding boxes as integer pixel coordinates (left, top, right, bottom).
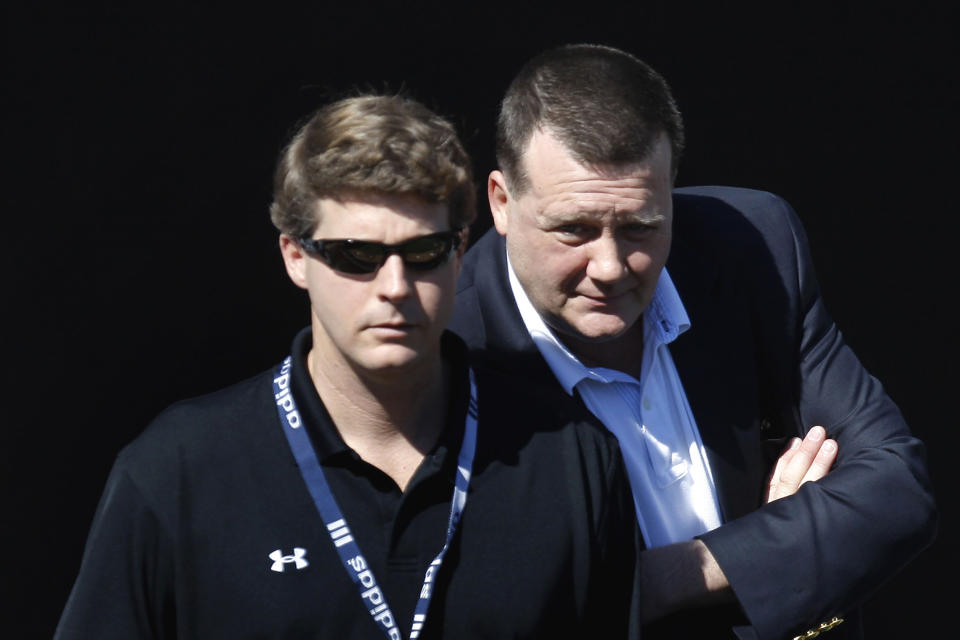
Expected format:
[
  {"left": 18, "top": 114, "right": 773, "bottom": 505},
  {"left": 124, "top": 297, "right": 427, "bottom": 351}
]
[{"left": 450, "top": 186, "right": 937, "bottom": 640}]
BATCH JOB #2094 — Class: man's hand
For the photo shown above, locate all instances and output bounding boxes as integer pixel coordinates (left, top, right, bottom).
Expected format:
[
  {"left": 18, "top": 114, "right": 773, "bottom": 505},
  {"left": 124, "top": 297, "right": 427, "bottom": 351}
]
[{"left": 765, "top": 426, "right": 837, "bottom": 503}]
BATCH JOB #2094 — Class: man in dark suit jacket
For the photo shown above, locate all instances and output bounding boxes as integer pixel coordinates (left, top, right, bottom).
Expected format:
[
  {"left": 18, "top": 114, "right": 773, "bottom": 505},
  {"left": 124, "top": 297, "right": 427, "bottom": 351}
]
[{"left": 449, "top": 44, "right": 937, "bottom": 640}]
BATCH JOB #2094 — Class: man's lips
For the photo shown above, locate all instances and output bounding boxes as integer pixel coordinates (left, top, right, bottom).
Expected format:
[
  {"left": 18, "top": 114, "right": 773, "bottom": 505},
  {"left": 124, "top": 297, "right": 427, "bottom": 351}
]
[
  {"left": 578, "top": 290, "right": 634, "bottom": 303},
  {"left": 367, "top": 321, "right": 417, "bottom": 333}
]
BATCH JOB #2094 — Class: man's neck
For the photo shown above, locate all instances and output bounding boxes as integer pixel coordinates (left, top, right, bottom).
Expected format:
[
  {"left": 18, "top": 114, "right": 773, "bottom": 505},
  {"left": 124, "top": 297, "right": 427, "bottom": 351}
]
[
  {"left": 561, "top": 321, "right": 645, "bottom": 378},
  {"left": 306, "top": 345, "right": 449, "bottom": 491}
]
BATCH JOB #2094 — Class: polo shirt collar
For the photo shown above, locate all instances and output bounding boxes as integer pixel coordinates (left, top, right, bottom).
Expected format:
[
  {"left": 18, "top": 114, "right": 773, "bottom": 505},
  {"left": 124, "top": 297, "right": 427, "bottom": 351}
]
[
  {"left": 506, "top": 254, "right": 690, "bottom": 393},
  {"left": 289, "top": 326, "right": 470, "bottom": 469}
]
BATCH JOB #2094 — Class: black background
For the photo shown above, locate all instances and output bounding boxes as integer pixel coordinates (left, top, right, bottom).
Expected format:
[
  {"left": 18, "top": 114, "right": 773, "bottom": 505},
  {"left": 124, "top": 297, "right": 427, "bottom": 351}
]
[{"left": 5, "top": 1, "right": 957, "bottom": 637}]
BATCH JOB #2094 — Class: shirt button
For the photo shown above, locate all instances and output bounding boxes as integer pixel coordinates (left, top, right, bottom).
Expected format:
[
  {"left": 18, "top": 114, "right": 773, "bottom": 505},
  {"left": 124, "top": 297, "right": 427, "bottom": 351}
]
[{"left": 643, "top": 396, "right": 652, "bottom": 411}]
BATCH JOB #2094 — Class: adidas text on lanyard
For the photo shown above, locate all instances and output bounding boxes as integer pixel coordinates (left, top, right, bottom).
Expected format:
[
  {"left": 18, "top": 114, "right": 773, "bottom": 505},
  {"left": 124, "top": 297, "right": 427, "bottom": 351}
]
[{"left": 272, "top": 356, "right": 478, "bottom": 640}]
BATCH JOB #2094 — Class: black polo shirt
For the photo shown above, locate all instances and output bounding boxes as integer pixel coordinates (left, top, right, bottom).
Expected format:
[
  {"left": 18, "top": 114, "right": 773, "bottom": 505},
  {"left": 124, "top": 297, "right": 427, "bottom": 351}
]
[{"left": 54, "top": 328, "right": 642, "bottom": 639}]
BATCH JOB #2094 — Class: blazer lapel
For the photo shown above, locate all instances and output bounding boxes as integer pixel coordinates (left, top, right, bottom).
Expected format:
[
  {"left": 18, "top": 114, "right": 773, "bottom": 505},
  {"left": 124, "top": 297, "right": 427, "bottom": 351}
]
[
  {"left": 470, "top": 232, "right": 564, "bottom": 382},
  {"left": 668, "top": 196, "right": 769, "bottom": 522}
]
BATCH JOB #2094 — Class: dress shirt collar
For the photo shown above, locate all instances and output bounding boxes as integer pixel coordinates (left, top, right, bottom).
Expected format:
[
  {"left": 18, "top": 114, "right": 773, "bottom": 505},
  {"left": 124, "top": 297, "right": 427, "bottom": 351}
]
[{"left": 506, "top": 253, "right": 690, "bottom": 392}]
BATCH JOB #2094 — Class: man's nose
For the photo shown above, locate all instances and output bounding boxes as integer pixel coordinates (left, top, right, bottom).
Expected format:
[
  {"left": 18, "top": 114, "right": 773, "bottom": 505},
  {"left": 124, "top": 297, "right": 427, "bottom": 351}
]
[
  {"left": 376, "top": 254, "right": 413, "bottom": 300},
  {"left": 585, "top": 235, "right": 627, "bottom": 283}
]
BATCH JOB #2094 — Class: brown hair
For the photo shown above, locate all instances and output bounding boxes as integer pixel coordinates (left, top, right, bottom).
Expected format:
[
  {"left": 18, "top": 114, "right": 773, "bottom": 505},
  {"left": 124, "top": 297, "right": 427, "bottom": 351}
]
[
  {"left": 270, "top": 94, "right": 476, "bottom": 238},
  {"left": 496, "top": 44, "right": 685, "bottom": 194}
]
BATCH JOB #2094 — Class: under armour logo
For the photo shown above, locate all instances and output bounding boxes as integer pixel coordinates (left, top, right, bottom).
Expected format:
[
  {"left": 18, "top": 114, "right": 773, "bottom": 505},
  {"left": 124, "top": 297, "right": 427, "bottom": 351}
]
[{"left": 269, "top": 547, "right": 309, "bottom": 572}]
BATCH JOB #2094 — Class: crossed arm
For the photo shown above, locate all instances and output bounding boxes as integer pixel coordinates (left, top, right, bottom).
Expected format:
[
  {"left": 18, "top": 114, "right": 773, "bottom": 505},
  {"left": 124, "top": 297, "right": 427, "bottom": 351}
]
[{"left": 640, "top": 426, "right": 838, "bottom": 622}]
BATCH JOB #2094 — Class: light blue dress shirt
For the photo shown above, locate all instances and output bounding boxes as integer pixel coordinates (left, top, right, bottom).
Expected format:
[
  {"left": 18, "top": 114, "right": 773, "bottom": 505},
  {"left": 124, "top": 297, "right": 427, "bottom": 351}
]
[{"left": 507, "top": 257, "right": 723, "bottom": 548}]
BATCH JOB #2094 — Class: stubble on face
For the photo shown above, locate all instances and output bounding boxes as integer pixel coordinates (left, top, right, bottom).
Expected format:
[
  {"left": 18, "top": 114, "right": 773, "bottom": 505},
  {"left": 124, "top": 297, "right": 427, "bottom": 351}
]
[
  {"left": 304, "top": 194, "right": 459, "bottom": 386},
  {"left": 501, "top": 130, "right": 674, "bottom": 368}
]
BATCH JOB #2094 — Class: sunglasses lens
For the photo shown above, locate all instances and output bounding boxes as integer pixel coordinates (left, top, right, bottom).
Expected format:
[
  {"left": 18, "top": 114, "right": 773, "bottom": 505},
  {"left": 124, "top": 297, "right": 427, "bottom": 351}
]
[
  {"left": 327, "top": 243, "right": 385, "bottom": 274},
  {"left": 401, "top": 236, "right": 453, "bottom": 269}
]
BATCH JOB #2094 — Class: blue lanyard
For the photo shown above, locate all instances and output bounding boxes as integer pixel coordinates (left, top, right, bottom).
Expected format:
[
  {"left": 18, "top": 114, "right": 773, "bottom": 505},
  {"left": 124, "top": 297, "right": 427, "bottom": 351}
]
[{"left": 272, "top": 356, "right": 478, "bottom": 640}]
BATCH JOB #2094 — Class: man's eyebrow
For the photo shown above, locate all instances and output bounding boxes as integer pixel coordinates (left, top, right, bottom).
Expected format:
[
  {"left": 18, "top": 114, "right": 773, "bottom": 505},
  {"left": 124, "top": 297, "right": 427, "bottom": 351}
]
[
  {"left": 619, "top": 211, "right": 666, "bottom": 225},
  {"left": 542, "top": 210, "right": 666, "bottom": 225}
]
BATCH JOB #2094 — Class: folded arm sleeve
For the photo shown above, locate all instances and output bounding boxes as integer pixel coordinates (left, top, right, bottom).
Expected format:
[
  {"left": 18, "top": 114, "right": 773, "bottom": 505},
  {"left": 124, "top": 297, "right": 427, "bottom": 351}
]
[{"left": 699, "top": 193, "right": 938, "bottom": 640}]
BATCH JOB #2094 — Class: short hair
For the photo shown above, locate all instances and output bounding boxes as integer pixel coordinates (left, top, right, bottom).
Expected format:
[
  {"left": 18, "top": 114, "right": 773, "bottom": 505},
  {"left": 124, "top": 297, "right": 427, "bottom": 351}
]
[
  {"left": 496, "top": 44, "right": 685, "bottom": 194},
  {"left": 270, "top": 94, "right": 476, "bottom": 238}
]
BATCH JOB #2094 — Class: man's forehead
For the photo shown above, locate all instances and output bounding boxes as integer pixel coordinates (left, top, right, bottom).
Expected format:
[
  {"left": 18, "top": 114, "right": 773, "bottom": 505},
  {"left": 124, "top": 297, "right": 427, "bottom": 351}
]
[
  {"left": 313, "top": 193, "right": 450, "bottom": 237},
  {"left": 519, "top": 135, "right": 670, "bottom": 202}
]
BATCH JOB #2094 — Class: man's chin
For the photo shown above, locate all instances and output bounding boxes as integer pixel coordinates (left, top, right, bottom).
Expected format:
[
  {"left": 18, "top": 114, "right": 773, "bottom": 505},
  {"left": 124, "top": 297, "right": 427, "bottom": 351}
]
[
  {"left": 349, "top": 343, "right": 433, "bottom": 377},
  {"left": 552, "top": 315, "right": 638, "bottom": 344}
]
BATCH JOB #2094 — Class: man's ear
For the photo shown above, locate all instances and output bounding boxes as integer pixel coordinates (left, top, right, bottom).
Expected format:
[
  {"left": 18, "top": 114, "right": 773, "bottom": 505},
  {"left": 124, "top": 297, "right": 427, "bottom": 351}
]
[
  {"left": 450, "top": 226, "right": 469, "bottom": 276},
  {"left": 456, "top": 226, "right": 470, "bottom": 258},
  {"left": 488, "top": 170, "right": 511, "bottom": 236},
  {"left": 279, "top": 234, "right": 309, "bottom": 290}
]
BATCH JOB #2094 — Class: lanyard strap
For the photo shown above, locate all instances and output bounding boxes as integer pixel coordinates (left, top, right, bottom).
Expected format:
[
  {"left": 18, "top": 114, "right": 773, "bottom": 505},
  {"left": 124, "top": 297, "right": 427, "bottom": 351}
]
[{"left": 272, "top": 356, "right": 478, "bottom": 640}]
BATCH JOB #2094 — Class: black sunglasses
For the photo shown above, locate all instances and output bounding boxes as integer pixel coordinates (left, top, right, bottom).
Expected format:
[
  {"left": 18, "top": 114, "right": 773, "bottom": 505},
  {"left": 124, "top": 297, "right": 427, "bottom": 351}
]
[{"left": 298, "top": 229, "right": 463, "bottom": 275}]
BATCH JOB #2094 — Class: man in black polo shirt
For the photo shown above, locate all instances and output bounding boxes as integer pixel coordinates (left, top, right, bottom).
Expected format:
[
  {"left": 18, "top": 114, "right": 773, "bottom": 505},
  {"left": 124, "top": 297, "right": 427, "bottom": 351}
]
[{"left": 53, "top": 94, "right": 643, "bottom": 639}]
